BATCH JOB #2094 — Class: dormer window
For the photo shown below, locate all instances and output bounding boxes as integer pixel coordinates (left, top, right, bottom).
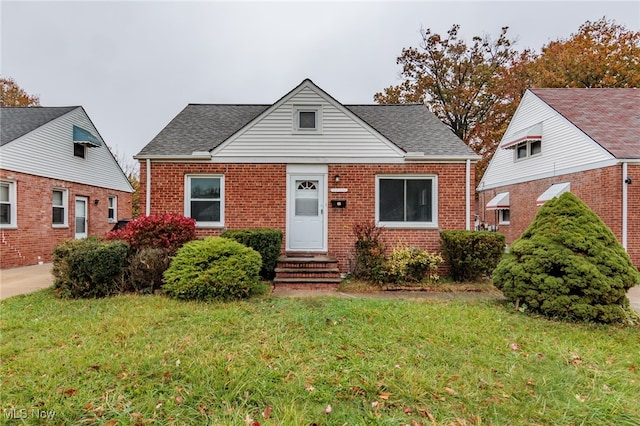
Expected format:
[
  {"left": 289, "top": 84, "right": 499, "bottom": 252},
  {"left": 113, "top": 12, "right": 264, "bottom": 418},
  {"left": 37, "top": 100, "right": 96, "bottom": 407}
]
[
  {"left": 293, "top": 105, "right": 322, "bottom": 133},
  {"left": 515, "top": 139, "right": 542, "bottom": 160},
  {"left": 74, "top": 143, "right": 86, "bottom": 158}
]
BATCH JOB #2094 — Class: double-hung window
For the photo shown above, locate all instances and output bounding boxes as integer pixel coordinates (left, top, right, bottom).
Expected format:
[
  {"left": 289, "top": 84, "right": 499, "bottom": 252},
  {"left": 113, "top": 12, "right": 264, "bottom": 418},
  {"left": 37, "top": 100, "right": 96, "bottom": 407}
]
[
  {"left": 376, "top": 176, "right": 437, "bottom": 227},
  {"left": 0, "top": 181, "right": 17, "bottom": 228},
  {"left": 185, "top": 175, "right": 224, "bottom": 227},
  {"left": 108, "top": 196, "right": 117, "bottom": 222},
  {"left": 52, "top": 189, "right": 68, "bottom": 227}
]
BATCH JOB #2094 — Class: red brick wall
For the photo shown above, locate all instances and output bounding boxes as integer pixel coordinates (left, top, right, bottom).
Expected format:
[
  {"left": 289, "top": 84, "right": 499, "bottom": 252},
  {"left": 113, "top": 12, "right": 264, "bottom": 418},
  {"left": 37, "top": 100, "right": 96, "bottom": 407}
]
[
  {"left": 480, "top": 164, "right": 640, "bottom": 267},
  {"left": 140, "top": 161, "right": 473, "bottom": 272},
  {"left": 0, "top": 170, "right": 133, "bottom": 268}
]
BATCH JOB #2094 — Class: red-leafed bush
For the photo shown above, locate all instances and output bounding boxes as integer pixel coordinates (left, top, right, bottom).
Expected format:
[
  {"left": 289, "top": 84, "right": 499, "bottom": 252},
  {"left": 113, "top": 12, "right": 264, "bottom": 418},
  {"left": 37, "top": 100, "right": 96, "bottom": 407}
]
[{"left": 107, "top": 214, "right": 196, "bottom": 255}]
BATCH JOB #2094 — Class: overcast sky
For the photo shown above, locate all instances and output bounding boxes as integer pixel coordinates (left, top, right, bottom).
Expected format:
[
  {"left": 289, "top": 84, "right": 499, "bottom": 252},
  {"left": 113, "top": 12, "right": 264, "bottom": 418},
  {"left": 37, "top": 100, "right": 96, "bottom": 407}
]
[{"left": 1, "top": 1, "right": 638, "bottom": 165}]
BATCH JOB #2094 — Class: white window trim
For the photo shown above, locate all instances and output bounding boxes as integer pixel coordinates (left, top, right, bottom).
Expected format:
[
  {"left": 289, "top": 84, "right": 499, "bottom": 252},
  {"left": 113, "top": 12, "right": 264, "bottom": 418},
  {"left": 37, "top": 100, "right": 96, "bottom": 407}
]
[
  {"left": 185, "top": 174, "right": 225, "bottom": 228},
  {"left": 498, "top": 209, "right": 511, "bottom": 225},
  {"left": 292, "top": 105, "right": 323, "bottom": 134},
  {"left": 514, "top": 139, "right": 542, "bottom": 161},
  {"left": 108, "top": 196, "right": 117, "bottom": 223},
  {"left": 375, "top": 175, "right": 438, "bottom": 229},
  {"left": 0, "top": 180, "right": 17, "bottom": 229},
  {"left": 52, "top": 188, "right": 69, "bottom": 228}
]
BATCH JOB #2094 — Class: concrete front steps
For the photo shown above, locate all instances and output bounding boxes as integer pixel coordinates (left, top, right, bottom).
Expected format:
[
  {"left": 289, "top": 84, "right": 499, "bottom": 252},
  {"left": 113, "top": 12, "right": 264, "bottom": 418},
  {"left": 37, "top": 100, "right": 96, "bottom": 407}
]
[{"left": 274, "top": 254, "right": 342, "bottom": 289}]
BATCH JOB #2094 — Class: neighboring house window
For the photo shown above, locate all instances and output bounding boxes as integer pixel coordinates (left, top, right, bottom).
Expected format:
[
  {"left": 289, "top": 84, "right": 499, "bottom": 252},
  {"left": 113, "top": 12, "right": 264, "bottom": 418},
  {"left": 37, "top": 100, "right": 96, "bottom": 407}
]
[
  {"left": 515, "top": 139, "right": 542, "bottom": 160},
  {"left": 108, "top": 196, "right": 117, "bottom": 222},
  {"left": 499, "top": 209, "right": 510, "bottom": 225},
  {"left": 185, "top": 175, "right": 224, "bottom": 227},
  {"left": 376, "top": 176, "right": 437, "bottom": 227},
  {"left": 52, "top": 189, "right": 68, "bottom": 227},
  {"left": 293, "top": 105, "right": 322, "bottom": 133},
  {"left": 74, "top": 143, "right": 86, "bottom": 158},
  {"left": 0, "top": 181, "right": 17, "bottom": 228}
]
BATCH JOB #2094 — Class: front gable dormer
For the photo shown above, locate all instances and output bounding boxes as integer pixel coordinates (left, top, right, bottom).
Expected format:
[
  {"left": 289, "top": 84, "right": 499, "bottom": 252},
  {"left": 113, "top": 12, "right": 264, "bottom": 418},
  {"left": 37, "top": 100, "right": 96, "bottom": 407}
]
[{"left": 210, "top": 79, "right": 406, "bottom": 162}]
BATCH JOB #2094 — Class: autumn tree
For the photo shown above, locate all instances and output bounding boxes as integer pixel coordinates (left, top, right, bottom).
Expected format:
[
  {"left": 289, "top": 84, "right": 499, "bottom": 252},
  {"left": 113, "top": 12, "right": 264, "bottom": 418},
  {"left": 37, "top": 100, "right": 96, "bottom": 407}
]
[
  {"left": 111, "top": 147, "right": 141, "bottom": 218},
  {"left": 528, "top": 18, "right": 640, "bottom": 88},
  {"left": 0, "top": 77, "right": 40, "bottom": 106},
  {"left": 374, "top": 25, "right": 521, "bottom": 185}
]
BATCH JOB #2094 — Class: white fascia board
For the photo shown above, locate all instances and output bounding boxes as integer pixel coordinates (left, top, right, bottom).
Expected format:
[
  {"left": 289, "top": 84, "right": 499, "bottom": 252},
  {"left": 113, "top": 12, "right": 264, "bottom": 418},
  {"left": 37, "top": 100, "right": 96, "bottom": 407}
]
[
  {"left": 405, "top": 154, "right": 480, "bottom": 162},
  {"left": 133, "top": 154, "right": 212, "bottom": 161},
  {"left": 209, "top": 156, "right": 406, "bottom": 164},
  {"left": 478, "top": 158, "right": 619, "bottom": 191}
]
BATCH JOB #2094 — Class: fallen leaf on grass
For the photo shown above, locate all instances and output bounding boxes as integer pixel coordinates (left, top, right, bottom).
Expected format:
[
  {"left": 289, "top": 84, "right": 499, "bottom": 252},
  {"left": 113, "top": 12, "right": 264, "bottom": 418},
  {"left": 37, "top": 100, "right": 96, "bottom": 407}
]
[
  {"left": 444, "top": 387, "right": 457, "bottom": 395},
  {"left": 379, "top": 392, "right": 391, "bottom": 400},
  {"left": 509, "top": 342, "right": 519, "bottom": 351},
  {"left": 103, "top": 421, "right": 118, "bottom": 426},
  {"left": 322, "top": 404, "right": 332, "bottom": 414},
  {"left": 262, "top": 406, "right": 272, "bottom": 419},
  {"left": 57, "top": 388, "right": 77, "bottom": 397},
  {"left": 175, "top": 396, "right": 183, "bottom": 403}
]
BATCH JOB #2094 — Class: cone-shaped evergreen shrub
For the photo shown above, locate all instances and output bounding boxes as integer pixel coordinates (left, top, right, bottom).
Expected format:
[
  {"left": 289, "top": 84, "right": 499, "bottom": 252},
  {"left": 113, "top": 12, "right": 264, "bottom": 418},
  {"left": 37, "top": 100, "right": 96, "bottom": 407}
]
[
  {"left": 163, "top": 237, "right": 263, "bottom": 301},
  {"left": 493, "top": 192, "right": 639, "bottom": 323}
]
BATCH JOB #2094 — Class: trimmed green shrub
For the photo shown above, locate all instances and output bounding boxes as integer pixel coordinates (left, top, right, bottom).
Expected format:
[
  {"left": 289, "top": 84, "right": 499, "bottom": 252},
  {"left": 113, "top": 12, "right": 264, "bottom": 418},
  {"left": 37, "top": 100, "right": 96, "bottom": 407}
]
[
  {"left": 163, "top": 237, "right": 263, "bottom": 301},
  {"left": 220, "top": 228, "right": 283, "bottom": 280},
  {"left": 52, "top": 238, "right": 130, "bottom": 298},
  {"left": 128, "top": 247, "right": 171, "bottom": 293},
  {"left": 106, "top": 213, "right": 196, "bottom": 255},
  {"left": 352, "top": 221, "right": 387, "bottom": 284},
  {"left": 440, "top": 230, "right": 505, "bottom": 282},
  {"left": 493, "top": 192, "right": 640, "bottom": 324},
  {"left": 385, "top": 245, "right": 443, "bottom": 284}
]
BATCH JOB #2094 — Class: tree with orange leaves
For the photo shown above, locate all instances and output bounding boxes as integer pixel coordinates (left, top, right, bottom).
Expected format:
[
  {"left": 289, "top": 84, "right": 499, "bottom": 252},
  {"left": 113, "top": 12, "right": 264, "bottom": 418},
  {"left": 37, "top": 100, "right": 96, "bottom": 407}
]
[{"left": 0, "top": 77, "right": 40, "bottom": 107}]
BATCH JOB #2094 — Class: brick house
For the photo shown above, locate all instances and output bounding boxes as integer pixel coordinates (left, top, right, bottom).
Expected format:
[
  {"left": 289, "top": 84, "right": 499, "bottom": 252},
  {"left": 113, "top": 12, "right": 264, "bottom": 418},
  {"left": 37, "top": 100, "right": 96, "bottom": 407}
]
[
  {"left": 0, "top": 106, "right": 134, "bottom": 268},
  {"left": 478, "top": 88, "right": 640, "bottom": 267},
  {"left": 135, "top": 79, "right": 478, "bottom": 287}
]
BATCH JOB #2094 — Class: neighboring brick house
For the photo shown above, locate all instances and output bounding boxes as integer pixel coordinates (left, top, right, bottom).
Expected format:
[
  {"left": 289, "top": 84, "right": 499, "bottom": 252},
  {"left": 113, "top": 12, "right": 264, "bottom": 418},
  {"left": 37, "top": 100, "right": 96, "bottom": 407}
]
[
  {"left": 0, "top": 106, "right": 134, "bottom": 268},
  {"left": 478, "top": 88, "right": 640, "bottom": 267},
  {"left": 135, "top": 79, "right": 478, "bottom": 286}
]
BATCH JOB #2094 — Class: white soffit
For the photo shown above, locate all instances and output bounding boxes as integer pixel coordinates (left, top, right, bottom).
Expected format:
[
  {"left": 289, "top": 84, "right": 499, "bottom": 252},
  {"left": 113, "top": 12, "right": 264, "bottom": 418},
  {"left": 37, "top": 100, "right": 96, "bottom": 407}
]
[
  {"left": 486, "top": 192, "right": 510, "bottom": 210},
  {"left": 537, "top": 182, "right": 570, "bottom": 206}
]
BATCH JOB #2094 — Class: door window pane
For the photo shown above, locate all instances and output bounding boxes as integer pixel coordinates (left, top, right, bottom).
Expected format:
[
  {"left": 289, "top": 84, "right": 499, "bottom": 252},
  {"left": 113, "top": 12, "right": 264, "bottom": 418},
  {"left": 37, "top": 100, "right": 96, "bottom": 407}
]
[{"left": 295, "top": 180, "right": 318, "bottom": 216}]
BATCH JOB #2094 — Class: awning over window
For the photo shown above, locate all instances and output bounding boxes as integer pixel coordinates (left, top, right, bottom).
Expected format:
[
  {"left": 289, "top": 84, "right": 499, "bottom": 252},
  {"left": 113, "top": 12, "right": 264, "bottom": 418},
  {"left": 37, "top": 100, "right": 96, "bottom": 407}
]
[
  {"left": 73, "top": 125, "right": 102, "bottom": 147},
  {"left": 501, "top": 123, "right": 542, "bottom": 149},
  {"left": 537, "top": 182, "right": 570, "bottom": 206},
  {"left": 486, "top": 192, "right": 510, "bottom": 210}
]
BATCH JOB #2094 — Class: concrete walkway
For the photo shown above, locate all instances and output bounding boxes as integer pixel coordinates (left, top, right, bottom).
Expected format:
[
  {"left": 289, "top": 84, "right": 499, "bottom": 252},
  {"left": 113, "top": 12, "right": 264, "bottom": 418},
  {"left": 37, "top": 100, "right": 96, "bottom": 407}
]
[{"left": 1, "top": 263, "right": 640, "bottom": 315}]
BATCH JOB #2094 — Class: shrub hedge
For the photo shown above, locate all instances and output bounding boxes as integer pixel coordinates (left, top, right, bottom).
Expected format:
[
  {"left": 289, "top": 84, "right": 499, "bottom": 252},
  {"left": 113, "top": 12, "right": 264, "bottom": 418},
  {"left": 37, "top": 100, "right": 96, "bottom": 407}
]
[
  {"left": 106, "top": 213, "right": 196, "bottom": 255},
  {"left": 163, "top": 237, "right": 263, "bottom": 301},
  {"left": 440, "top": 230, "right": 505, "bottom": 282},
  {"left": 220, "top": 228, "right": 282, "bottom": 280},
  {"left": 52, "top": 238, "right": 130, "bottom": 298},
  {"left": 493, "top": 192, "right": 639, "bottom": 324},
  {"left": 128, "top": 247, "right": 171, "bottom": 293}
]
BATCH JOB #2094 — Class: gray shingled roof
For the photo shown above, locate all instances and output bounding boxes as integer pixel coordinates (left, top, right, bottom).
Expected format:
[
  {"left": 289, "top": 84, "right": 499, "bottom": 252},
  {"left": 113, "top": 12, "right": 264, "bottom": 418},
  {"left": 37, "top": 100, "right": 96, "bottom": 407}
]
[
  {"left": 530, "top": 88, "right": 640, "bottom": 159},
  {"left": 1, "top": 106, "right": 77, "bottom": 146},
  {"left": 137, "top": 103, "right": 474, "bottom": 157}
]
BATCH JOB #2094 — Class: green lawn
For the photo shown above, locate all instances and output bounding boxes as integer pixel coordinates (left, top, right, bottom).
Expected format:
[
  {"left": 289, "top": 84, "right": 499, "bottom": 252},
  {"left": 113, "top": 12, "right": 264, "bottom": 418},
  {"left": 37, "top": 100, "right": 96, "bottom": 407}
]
[{"left": 1, "top": 290, "right": 639, "bottom": 425}]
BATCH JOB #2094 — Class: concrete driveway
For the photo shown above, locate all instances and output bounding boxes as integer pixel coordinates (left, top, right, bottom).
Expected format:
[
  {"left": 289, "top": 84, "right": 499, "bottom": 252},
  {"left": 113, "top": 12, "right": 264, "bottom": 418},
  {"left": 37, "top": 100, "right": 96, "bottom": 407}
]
[
  {"left": 1, "top": 263, "right": 640, "bottom": 315},
  {"left": 0, "top": 263, "right": 54, "bottom": 300}
]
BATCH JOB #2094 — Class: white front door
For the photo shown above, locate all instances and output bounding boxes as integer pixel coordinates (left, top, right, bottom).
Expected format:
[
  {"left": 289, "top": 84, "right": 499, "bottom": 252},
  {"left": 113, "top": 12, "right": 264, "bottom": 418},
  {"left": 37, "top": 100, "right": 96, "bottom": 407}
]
[
  {"left": 288, "top": 173, "right": 326, "bottom": 251},
  {"left": 75, "top": 196, "right": 88, "bottom": 239}
]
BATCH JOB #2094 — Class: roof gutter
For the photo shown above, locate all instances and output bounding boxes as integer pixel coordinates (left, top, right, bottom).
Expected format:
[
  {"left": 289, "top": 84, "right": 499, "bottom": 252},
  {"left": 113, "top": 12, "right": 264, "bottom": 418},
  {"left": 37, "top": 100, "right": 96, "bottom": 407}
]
[
  {"left": 404, "top": 153, "right": 480, "bottom": 162},
  {"left": 133, "top": 153, "right": 212, "bottom": 161}
]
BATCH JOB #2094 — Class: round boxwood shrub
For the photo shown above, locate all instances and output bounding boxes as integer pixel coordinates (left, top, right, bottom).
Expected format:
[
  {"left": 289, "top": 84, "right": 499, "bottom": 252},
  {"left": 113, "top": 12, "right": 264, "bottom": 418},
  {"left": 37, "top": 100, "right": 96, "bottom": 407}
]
[
  {"left": 493, "top": 192, "right": 639, "bottom": 323},
  {"left": 162, "top": 237, "right": 263, "bottom": 301}
]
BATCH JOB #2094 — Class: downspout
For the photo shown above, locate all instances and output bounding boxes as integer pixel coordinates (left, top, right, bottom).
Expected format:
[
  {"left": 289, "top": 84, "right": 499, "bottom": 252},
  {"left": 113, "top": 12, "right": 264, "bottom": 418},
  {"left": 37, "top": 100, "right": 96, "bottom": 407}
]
[
  {"left": 145, "top": 159, "right": 151, "bottom": 216},
  {"left": 622, "top": 162, "right": 628, "bottom": 251},
  {"left": 465, "top": 159, "right": 471, "bottom": 230}
]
